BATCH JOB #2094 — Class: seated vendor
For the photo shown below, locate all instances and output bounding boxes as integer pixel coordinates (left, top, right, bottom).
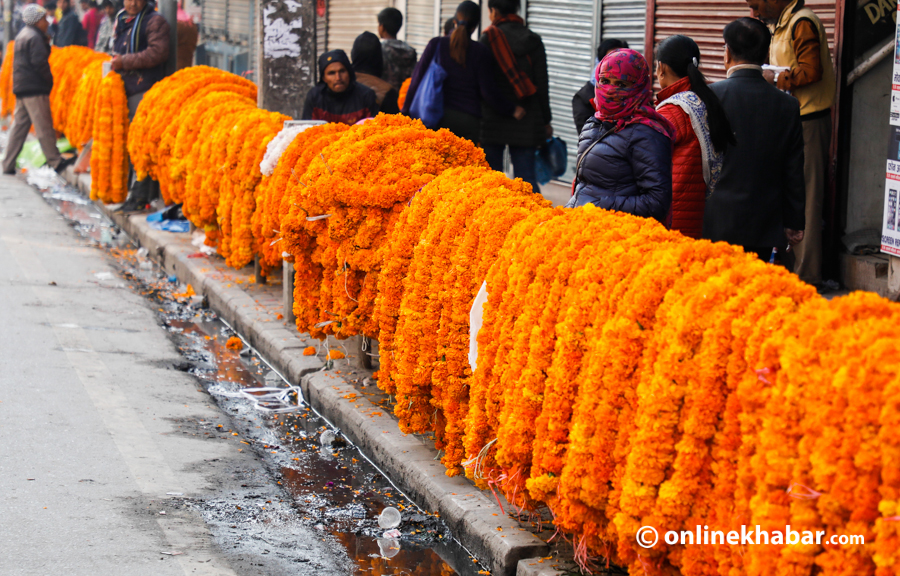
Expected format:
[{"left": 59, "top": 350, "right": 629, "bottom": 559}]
[{"left": 302, "top": 49, "right": 377, "bottom": 125}]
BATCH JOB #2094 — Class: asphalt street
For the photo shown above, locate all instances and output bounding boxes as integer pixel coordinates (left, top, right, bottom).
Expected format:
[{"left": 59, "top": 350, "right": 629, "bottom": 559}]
[{"left": 0, "top": 174, "right": 349, "bottom": 575}]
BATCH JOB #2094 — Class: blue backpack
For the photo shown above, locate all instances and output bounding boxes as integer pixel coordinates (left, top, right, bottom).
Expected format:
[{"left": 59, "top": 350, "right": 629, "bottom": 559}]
[{"left": 408, "top": 50, "right": 447, "bottom": 129}]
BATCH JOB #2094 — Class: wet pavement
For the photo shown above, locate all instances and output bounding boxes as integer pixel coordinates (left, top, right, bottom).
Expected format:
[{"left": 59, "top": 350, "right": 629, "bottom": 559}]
[{"left": 25, "top": 167, "right": 487, "bottom": 575}]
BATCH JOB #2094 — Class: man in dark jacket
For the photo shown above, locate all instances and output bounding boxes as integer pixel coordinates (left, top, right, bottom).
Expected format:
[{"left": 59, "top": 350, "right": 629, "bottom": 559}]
[
  {"left": 111, "top": 0, "right": 170, "bottom": 212},
  {"left": 572, "top": 38, "right": 629, "bottom": 135},
  {"left": 703, "top": 17, "right": 805, "bottom": 260},
  {"left": 302, "top": 50, "right": 377, "bottom": 125},
  {"left": 479, "top": 0, "right": 551, "bottom": 194},
  {"left": 54, "top": 0, "right": 87, "bottom": 46},
  {"left": 3, "top": 5, "right": 74, "bottom": 175}
]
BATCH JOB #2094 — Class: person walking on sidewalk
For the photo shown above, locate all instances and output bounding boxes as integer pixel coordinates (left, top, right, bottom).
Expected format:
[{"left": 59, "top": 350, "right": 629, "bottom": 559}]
[
  {"left": 479, "top": 0, "right": 551, "bottom": 194},
  {"left": 402, "top": 1, "right": 522, "bottom": 145},
  {"left": 748, "top": 0, "right": 835, "bottom": 285},
  {"left": 378, "top": 7, "right": 417, "bottom": 91},
  {"left": 703, "top": 17, "right": 806, "bottom": 261},
  {"left": 655, "top": 35, "right": 734, "bottom": 239},
  {"left": 111, "top": 0, "right": 170, "bottom": 212},
  {"left": 3, "top": 5, "right": 75, "bottom": 176}
]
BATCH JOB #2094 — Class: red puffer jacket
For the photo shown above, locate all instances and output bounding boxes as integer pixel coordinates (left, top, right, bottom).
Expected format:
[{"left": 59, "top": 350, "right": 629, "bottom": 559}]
[{"left": 656, "top": 77, "right": 706, "bottom": 239}]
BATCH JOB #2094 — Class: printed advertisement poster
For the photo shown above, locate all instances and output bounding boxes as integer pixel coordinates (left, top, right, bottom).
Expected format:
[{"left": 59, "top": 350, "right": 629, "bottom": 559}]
[
  {"left": 882, "top": 157, "right": 900, "bottom": 255},
  {"left": 883, "top": 3, "right": 900, "bottom": 253}
]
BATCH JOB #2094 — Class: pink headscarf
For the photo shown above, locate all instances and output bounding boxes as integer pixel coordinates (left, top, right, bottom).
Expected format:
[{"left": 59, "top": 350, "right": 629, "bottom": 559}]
[{"left": 593, "top": 49, "right": 676, "bottom": 140}]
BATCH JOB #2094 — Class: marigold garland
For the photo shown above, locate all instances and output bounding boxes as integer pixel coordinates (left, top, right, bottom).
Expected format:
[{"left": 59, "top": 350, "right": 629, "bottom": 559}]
[
  {"left": 46, "top": 84, "right": 900, "bottom": 574},
  {"left": 126, "top": 66, "right": 256, "bottom": 181},
  {"left": 0, "top": 41, "right": 15, "bottom": 118},
  {"left": 89, "top": 70, "right": 128, "bottom": 204}
]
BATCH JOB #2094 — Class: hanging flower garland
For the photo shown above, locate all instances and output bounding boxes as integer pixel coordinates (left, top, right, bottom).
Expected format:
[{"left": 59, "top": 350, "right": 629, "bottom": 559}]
[
  {"left": 66, "top": 58, "right": 109, "bottom": 151},
  {"left": 49, "top": 46, "right": 108, "bottom": 134},
  {"left": 253, "top": 123, "right": 351, "bottom": 278},
  {"left": 0, "top": 41, "right": 15, "bottom": 119},
  {"left": 126, "top": 65, "right": 256, "bottom": 181},
  {"left": 89, "top": 70, "right": 128, "bottom": 204}
]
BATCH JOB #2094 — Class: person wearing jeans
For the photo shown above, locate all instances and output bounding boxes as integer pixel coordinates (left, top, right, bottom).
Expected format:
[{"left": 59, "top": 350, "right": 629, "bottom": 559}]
[{"left": 3, "top": 5, "right": 74, "bottom": 175}]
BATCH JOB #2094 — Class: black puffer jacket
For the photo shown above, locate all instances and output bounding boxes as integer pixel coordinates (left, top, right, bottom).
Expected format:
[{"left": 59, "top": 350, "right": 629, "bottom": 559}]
[
  {"left": 12, "top": 25, "right": 53, "bottom": 97},
  {"left": 478, "top": 21, "right": 551, "bottom": 148},
  {"left": 567, "top": 117, "right": 673, "bottom": 222}
]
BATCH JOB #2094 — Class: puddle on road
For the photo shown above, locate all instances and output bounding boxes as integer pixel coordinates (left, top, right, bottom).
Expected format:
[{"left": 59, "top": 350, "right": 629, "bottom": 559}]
[{"left": 27, "top": 170, "right": 484, "bottom": 576}]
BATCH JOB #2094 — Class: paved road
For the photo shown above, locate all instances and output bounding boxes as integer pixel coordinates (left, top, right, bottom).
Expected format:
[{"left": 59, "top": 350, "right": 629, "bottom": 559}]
[{"left": 0, "top": 174, "right": 348, "bottom": 575}]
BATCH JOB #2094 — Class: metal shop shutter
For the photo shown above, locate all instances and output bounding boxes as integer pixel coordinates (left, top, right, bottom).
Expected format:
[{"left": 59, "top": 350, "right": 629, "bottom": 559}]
[
  {"left": 440, "top": 0, "right": 457, "bottom": 33},
  {"left": 647, "top": 0, "right": 837, "bottom": 82},
  {"left": 201, "top": 0, "right": 228, "bottom": 38},
  {"left": 226, "top": 0, "right": 253, "bottom": 41},
  {"left": 601, "top": 0, "right": 647, "bottom": 53},
  {"left": 405, "top": 0, "right": 436, "bottom": 55},
  {"left": 327, "top": 0, "right": 385, "bottom": 54},
  {"left": 526, "top": 0, "right": 596, "bottom": 181}
]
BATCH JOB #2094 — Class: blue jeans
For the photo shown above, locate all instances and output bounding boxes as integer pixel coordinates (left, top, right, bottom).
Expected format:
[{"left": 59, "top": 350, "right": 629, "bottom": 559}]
[{"left": 483, "top": 144, "right": 540, "bottom": 195}]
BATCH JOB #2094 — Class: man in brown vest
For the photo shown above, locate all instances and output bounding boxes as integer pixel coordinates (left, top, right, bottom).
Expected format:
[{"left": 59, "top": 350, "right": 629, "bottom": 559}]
[{"left": 747, "top": 0, "right": 835, "bottom": 287}]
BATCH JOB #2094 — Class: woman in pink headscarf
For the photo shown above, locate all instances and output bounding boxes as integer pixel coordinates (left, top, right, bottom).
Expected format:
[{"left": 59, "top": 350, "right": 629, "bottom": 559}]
[{"left": 567, "top": 48, "right": 675, "bottom": 223}]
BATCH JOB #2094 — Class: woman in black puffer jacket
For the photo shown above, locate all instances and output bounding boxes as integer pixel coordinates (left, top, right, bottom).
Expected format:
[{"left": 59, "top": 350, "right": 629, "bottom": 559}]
[{"left": 567, "top": 49, "right": 675, "bottom": 223}]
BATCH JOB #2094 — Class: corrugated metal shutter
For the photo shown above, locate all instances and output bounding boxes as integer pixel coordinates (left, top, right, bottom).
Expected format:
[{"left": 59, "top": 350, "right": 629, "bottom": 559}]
[
  {"left": 405, "top": 0, "right": 435, "bottom": 55},
  {"left": 227, "top": 0, "right": 253, "bottom": 41},
  {"left": 326, "top": 0, "right": 384, "bottom": 54},
  {"left": 526, "top": 0, "right": 596, "bottom": 181},
  {"left": 440, "top": 0, "right": 456, "bottom": 34},
  {"left": 648, "top": 0, "right": 836, "bottom": 82},
  {"left": 201, "top": 0, "right": 228, "bottom": 38},
  {"left": 601, "top": 0, "right": 646, "bottom": 53},
  {"left": 317, "top": 4, "right": 327, "bottom": 56}
]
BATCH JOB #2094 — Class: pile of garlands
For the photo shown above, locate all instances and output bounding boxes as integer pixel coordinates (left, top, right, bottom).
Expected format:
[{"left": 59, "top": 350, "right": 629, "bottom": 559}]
[{"left": 17, "top": 54, "right": 900, "bottom": 575}]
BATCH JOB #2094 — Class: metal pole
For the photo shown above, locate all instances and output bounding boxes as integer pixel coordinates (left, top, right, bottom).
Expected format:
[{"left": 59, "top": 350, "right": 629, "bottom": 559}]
[{"left": 159, "top": 0, "right": 178, "bottom": 76}]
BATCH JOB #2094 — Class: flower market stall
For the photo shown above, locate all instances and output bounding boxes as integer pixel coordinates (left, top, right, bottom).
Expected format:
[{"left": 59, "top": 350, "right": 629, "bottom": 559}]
[{"left": 3, "top": 52, "right": 900, "bottom": 576}]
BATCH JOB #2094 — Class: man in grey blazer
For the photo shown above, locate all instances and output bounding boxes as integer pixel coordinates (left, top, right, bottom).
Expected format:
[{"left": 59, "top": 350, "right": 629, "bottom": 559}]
[{"left": 703, "top": 17, "right": 806, "bottom": 262}]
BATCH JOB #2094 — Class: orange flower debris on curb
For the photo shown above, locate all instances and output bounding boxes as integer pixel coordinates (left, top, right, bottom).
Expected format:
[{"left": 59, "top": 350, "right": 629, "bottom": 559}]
[
  {"left": 225, "top": 336, "right": 243, "bottom": 350},
  {"left": 302, "top": 346, "right": 316, "bottom": 356}
]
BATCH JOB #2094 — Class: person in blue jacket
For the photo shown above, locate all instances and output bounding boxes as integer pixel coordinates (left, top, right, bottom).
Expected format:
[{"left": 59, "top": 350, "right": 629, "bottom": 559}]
[{"left": 567, "top": 48, "right": 675, "bottom": 222}]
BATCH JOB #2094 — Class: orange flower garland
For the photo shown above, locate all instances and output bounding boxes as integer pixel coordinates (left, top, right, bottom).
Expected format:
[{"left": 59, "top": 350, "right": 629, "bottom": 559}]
[
  {"left": 89, "top": 70, "right": 128, "bottom": 204},
  {"left": 289, "top": 114, "right": 487, "bottom": 340},
  {"left": 0, "top": 41, "right": 14, "bottom": 118},
  {"left": 48, "top": 46, "right": 108, "bottom": 133},
  {"left": 66, "top": 58, "right": 109, "bottom": 150},
  {"left": 126, "top": 66, "right": 256, "bottom": 181},
  {"left": 253, "top": 122, "right": 350, "bottom": 277}
]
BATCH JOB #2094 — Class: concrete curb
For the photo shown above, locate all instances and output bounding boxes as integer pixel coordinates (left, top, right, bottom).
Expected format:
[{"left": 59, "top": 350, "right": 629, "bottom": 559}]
[{"left": 61, "top": 168, "right": 549, "bottom": 576}]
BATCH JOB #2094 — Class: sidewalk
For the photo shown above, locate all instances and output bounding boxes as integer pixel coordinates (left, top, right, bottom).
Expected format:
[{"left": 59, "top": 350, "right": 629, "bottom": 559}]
[{"left": 60, "top": 168, "right": 562, "bottom": 576}]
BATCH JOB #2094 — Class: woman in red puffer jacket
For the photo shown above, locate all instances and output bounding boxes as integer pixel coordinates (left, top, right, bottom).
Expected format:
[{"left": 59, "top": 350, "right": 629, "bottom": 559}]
[{"left": 654, "top": 35, "right": 735, "bottom": 238}]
